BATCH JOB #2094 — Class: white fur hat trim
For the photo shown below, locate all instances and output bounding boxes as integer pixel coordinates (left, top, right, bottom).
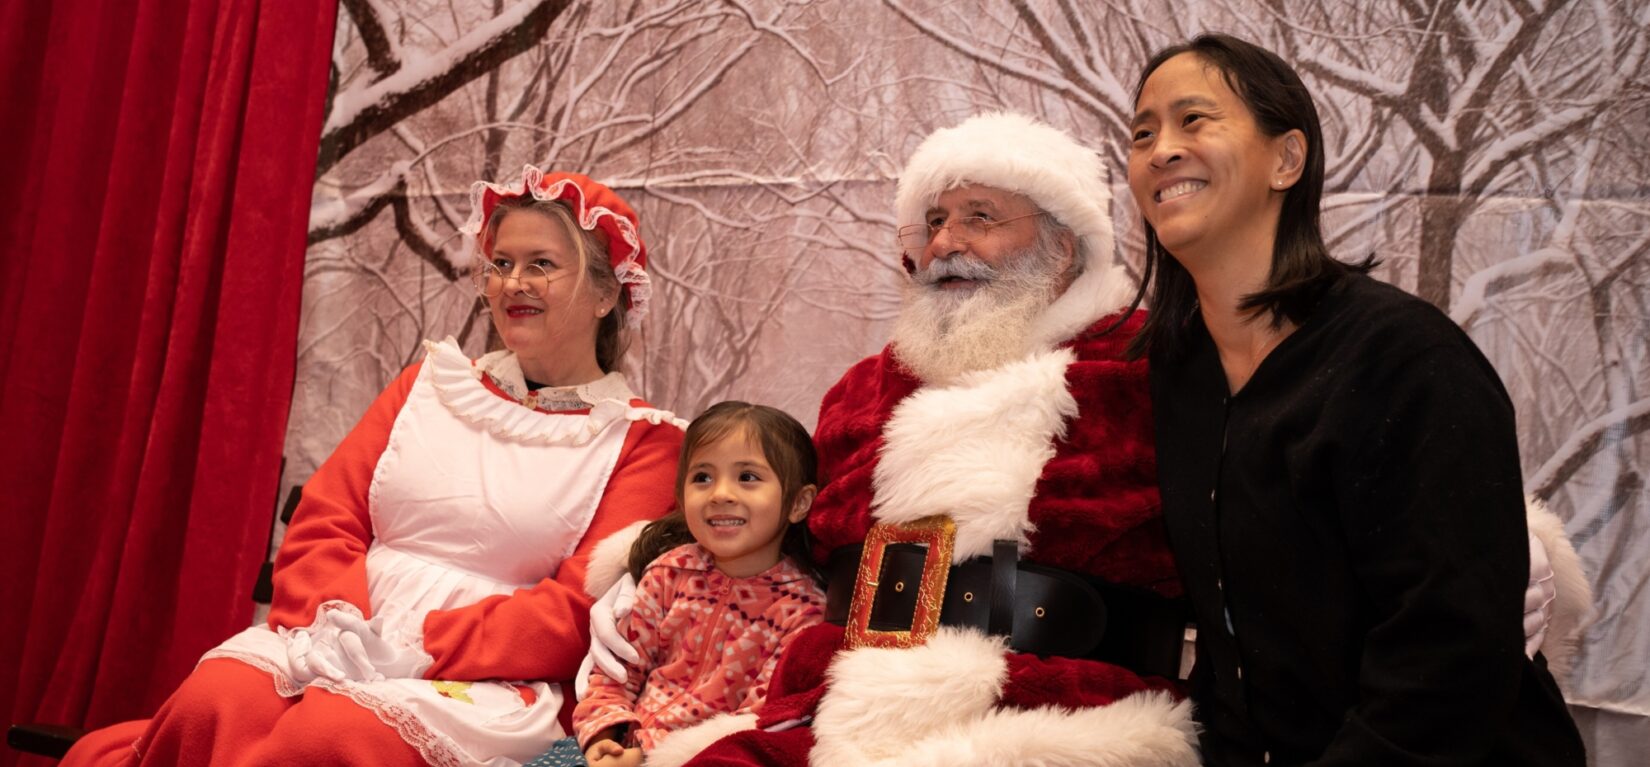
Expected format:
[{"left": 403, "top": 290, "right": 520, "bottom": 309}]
[
  {"left": 896, "top": 113, "right": 1132, "bottom": 347},
  {"left": 895, "top": 112, "right": 1116, "bottom": 275}
]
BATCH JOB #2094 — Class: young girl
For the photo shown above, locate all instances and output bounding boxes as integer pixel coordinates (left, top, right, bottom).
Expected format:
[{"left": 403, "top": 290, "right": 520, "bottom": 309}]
[{"left": 529, "top": 401, "right": 825, "bottom": 767}]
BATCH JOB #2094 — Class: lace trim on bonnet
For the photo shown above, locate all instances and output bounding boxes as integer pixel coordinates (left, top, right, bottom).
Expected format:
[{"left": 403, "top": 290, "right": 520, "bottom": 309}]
[{"left": 459, "top": 166, "right": 652, "bottom": 328}]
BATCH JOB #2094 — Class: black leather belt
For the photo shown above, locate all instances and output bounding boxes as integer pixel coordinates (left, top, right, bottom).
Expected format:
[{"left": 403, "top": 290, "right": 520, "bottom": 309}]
[{"left": 825, "top": 542, "right": 1188, "bottom": 679}]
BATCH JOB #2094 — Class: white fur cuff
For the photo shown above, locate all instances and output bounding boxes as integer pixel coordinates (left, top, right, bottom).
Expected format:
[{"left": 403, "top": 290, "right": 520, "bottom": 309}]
[
  {"left": 584, "top": 520, "right": 650, "bottom": 598},
  {"left": 811, "top": 627, "right": 1009, "bottom": 764},
  {"left": 645, "top": 712, "right": 759, "bottom": 767},
  {"left": 1525, "top": 496, "right": 1591, "bottom": 682},
  {"left": 810, "top": 624, "right": 1198, "bottom": 767}
]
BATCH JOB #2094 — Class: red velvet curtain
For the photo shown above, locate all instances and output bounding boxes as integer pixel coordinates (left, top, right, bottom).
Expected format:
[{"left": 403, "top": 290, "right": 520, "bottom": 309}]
[{"left": 0, "top": 0, "right": 337, "bottom": 757}]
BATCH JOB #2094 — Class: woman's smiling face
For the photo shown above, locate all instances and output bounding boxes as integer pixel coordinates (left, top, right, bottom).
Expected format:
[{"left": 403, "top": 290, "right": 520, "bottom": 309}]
[
  {"left": 484, "top": 208, "right": 607, "bottom": 370},
  {"left": 1127, "top": 52, "right": 1293, "bottom": 262}
]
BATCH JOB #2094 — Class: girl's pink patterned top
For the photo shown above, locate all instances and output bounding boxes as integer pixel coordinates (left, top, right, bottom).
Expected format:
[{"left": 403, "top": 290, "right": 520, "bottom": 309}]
[{"left": 572, "top": 543, "right": 824, "bottom": 750}]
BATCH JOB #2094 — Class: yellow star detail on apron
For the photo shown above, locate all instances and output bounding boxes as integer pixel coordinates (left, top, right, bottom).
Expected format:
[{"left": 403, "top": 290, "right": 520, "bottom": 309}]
[{"left": 432, "top": 680, "right": 475, "bottom": 704}]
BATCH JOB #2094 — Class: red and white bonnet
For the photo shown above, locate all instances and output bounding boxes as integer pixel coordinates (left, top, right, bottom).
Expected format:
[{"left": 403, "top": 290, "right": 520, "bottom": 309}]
[{"left": 462, "top": 165, "right": 651, "bottom": 326}]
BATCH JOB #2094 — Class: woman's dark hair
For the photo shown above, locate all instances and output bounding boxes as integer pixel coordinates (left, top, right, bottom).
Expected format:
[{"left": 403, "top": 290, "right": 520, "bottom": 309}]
[
  {"left": 628, "top": 401, "right": 821, "bottom": 582},
  {"left": 1124, "top": 33, "right": 1374, "bottom": 361},
  {"left": 481, "top": 197, "right": 629, "bottom": 372}
]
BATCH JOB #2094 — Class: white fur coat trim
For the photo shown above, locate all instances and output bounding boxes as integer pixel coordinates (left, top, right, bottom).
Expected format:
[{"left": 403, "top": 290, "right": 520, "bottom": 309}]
[
  {"left": 583, "top": 520, "right": 650, "bottom": 599},
  {"left": 1526, "top": 496, "right": 1590, "bottom": 682},
  {"left": 644, "top": 712, "right": 759, "bottom": 767},
  {"left": 809, "top": 626, "right": 1197, "bottom": 767},
  {"left": 871, "top": 348, "right": 1079, "bottom": 561}
]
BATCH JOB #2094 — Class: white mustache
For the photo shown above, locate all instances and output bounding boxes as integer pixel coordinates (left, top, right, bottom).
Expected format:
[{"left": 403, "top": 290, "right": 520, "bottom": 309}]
[{"left": 913, "top": 256, "right": 996, "bottom": 285}]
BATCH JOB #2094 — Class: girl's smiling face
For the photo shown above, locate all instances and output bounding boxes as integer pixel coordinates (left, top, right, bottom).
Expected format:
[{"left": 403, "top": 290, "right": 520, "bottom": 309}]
[{"left": 681, "top": 425, "right": 808, "bottom": 578}]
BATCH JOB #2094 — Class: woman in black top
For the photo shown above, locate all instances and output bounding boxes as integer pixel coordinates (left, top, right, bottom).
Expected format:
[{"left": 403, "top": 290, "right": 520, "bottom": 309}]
[{"left": 1123, "top": 34, "right": 1584, "bottom": 765}]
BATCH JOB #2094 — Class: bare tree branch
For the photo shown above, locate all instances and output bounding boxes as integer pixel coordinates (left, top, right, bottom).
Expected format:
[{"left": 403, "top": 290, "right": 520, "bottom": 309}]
[
  {"left": 389, "top": 189, "right": 459, "bottom": 283},
  {"left": 881, "top": 0, "right": 1115, "bottom": 122},
  {"left": 340, "top": 0, "right": 403, "bottom": 81}
]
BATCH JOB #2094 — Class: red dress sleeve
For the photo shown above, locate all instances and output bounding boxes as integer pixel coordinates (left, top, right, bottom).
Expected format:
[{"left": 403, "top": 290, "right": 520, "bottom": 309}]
[
  {"left": 266, "top": 362, "right": 423, "bottom": 630},
  {"left": 420, "top": 415, "right": 683, "bottom": 682}
]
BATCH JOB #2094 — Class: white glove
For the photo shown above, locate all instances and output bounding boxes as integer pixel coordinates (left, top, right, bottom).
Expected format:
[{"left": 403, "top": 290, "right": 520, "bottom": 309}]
[
  {"left": 576, "top": 573, "right": 640, "bottom": 700},
  {"left": 286, "top": 610, "right": 431, "bottom": 683},
  {"left": 328, "top": 611, "right": 433, "bottom": 681},
  {"left": 1524, "top": 532, "right": 1556, "bottom": 658},
  {"left": 286, "top": 621, "right": 356, "bottom": 684}
]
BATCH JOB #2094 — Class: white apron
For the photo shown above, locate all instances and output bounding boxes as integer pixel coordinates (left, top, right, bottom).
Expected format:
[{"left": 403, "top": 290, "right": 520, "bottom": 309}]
[{"left": 208, "top": 339, "right": 676, "bottom": 766}]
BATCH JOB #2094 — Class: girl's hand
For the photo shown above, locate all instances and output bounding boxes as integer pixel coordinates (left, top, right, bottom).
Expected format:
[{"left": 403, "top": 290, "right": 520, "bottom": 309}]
[{"left": 584, "top": 739, "right": 643, "bottom": 767}]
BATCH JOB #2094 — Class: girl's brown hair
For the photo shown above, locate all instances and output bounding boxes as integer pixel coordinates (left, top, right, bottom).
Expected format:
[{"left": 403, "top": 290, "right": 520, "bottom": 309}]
[
  {"left": 628, "top": 401, "right": 820, "bottom": 582},
  {"left": 481, "top": 197, "right": 629, "bottom": 372}
]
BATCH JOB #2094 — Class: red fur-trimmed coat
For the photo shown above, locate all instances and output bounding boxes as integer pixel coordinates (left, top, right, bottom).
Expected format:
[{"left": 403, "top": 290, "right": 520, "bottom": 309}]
[{"left": 670, "top": 312, "right": 1197, "bottom": 767}]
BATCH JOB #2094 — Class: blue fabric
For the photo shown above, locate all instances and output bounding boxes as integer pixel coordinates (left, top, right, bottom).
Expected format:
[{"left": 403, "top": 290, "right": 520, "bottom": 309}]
[{"left": 523, "top": 737, "right": 586, "bottom": 767}]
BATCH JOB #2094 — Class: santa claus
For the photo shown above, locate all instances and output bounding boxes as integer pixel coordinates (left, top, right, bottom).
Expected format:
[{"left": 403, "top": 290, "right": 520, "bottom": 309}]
[{"left": 625, "top": 111, "right": 1198, "bottom": 766}]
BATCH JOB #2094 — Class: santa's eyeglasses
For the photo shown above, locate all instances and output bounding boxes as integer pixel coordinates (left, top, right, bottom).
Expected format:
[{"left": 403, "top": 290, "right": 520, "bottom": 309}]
[{"left": 895, "top": 211, "right": 1046, "bottom": 252}]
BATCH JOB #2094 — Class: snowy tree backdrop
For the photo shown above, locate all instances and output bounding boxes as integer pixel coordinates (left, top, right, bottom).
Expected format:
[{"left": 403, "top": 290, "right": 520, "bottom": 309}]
[{"left": 283, "top": 1, "right": 1650, "bottom": 761}]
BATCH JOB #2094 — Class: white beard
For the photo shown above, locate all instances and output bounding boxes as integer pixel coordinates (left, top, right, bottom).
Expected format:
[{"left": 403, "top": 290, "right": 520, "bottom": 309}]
[{"left": 891, "top": 236, "right": 1069, "bottom": 385}]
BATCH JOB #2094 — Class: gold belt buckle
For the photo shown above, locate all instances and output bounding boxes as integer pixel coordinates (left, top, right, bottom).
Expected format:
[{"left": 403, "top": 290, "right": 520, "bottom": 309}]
[{"left": 843, "top": 515, "right": 956, "bottom": 649}]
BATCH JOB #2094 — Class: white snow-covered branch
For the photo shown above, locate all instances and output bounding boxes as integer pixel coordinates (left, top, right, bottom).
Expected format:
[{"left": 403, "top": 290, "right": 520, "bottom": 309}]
[
  {"left": 309, "top": 161, "right": 413, "bottom": 241},
  {"left": 340, "top": 0, "right": 403, "bottom": 80},
  {"left": 722, "top": 0, "right": 843, "bottom": 86},
  {"left": 881, "top": 0, "right": 1114, "bottom": 120},
  {"left": 1292, "top": 50, "right": 1407, "bottom": 101},
  {"left": 326, "top": 2, "right": 546, "bottom": 137},
  {"left": 319, "top": 0, "right": 566, "bottom": 173},
  {"left": 1528, "top": 397, "right": 1650, "bottom": 500},
  {"left": 590, "top": 39, "right": 761, "bottom": 164},
  {"left": 1451, "top": 248, "right": 1575, "bottom": 327},
  {"left": 1008, "top": 0, "right": 1131, "bottom": 115}
]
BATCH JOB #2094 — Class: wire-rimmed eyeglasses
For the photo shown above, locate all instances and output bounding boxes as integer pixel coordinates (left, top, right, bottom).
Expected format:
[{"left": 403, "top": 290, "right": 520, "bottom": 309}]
[
  {"left": 471, "top": 259, "right": 573, "bottom": 299},
  {"left": 895, "top": 211, "right": 1046, "bottom": 253}
]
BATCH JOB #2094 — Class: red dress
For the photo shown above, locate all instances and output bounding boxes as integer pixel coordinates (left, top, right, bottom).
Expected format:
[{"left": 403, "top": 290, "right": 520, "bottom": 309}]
[{"left": 62, "top": 340, "right": 684, "bottom": 767}]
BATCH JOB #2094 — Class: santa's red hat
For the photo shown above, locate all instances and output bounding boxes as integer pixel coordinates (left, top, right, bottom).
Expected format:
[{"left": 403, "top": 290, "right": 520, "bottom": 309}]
[{"left": 461, "top": 165, "right": 651, "bottom": 326}]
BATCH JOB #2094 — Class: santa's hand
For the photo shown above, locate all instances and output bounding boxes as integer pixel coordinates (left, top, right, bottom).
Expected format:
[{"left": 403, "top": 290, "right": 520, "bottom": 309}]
[
  {"left": 586, "top": 573, "right": 641, "bottom": 686},
  {"left": 329, "top": 611, "right": 433, "bottom": 681},
  {"left": 1524, "top": 532, "right": 1556, "bottom": 658}
]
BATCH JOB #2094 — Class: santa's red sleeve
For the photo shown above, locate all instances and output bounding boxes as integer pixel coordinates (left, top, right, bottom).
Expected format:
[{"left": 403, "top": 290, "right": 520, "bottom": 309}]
[
  {"left": 420, "top": 415, "right": 683, "bottom": 682},
  {"left": 267, "top": 362, "right": 424, "bottom": 630}
]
